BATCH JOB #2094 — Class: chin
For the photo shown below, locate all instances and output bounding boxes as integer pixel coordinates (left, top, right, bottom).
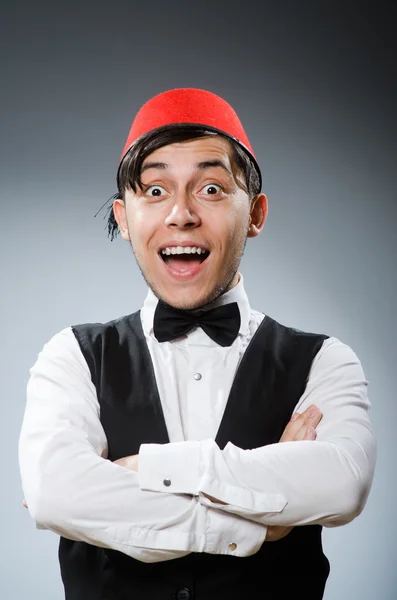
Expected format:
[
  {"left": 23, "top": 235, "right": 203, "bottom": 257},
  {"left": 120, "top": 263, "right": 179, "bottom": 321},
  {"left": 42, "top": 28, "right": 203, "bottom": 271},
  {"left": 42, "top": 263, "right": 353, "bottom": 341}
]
[
  {"left": 165, "top": 283, "right": 235, "bottom": 311},
  {"left": 147, "top": 267, "right": 238, "bottom": 311},
  {"left": 161, "top": 291, "right": 209, "bottom": 311}
]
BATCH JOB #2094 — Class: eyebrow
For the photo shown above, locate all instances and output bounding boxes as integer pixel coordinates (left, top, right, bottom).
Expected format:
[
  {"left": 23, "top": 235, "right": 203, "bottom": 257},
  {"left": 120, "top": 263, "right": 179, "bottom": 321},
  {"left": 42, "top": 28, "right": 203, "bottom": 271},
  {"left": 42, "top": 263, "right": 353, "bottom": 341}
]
[{"left": 140, "top": 159, "right": 232, "bottom": 176}]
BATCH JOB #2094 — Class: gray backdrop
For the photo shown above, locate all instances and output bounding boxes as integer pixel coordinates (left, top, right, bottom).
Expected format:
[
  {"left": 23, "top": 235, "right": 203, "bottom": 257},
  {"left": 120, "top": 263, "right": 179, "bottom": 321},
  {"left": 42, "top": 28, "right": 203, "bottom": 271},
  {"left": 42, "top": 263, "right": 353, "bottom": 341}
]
[{"left": 1, "top": 1, "right": 396, "bottom": 598}]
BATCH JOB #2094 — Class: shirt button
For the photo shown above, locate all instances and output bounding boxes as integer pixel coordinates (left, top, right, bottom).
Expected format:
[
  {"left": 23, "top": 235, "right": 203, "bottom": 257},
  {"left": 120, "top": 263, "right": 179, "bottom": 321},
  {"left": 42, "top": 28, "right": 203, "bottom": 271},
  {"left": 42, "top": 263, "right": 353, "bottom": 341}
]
[
  {"left": 193, "top": 373, "right": 202, "bottom": 381},
  {"left": 163, "top": 478, "right": 171, "bottom": 487},
  {"left": 228, "top": 542, "right": 237, "bottom": 551},
  {"left": 176, "top": 588, "right": 191, "bottom": 600}
]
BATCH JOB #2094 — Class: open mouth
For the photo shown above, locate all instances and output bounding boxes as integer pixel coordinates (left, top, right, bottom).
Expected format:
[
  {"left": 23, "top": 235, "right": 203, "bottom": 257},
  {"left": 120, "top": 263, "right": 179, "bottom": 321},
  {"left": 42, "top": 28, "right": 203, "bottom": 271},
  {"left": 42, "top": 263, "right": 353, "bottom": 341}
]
[{"left": 159, "top": 245, "right": 210, "bottom": 274}]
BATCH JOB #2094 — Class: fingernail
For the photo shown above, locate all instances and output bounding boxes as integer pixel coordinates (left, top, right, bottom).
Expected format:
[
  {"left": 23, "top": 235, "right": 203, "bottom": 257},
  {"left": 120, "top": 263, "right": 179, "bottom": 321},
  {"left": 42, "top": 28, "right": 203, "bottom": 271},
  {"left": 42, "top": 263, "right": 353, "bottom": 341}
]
[{"left": 290, "top": 413, "right": 299, "bottom": 422}]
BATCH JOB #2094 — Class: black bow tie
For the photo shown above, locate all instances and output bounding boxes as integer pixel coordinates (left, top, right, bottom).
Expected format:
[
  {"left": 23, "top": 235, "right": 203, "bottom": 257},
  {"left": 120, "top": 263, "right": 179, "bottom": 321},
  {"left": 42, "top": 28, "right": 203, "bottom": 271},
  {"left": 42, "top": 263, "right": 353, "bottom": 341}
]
[{"left": 153, "top": 301, "right": 241, "bottom": 347}]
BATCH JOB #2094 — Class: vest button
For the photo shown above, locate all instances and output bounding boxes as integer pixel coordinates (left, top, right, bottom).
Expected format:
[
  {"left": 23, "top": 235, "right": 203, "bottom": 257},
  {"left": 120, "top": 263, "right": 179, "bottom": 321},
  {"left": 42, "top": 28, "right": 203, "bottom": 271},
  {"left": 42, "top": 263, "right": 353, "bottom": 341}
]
[
  {"left": 163, "top": 478, "right": 171, "bottom": 487},
  {"left": 176, "top": 588, "right": 191, "bottom": 600},
  {"left": 193, "top": 373, "right": 202, "bottom": 381}
]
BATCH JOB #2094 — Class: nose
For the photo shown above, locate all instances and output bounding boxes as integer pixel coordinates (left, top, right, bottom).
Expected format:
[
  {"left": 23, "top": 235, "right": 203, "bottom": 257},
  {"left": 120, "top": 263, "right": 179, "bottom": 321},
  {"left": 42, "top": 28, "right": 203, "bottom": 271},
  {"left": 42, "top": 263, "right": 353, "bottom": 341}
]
[{"left": 164, "top": 190, "right": 201, "bottom": 229}]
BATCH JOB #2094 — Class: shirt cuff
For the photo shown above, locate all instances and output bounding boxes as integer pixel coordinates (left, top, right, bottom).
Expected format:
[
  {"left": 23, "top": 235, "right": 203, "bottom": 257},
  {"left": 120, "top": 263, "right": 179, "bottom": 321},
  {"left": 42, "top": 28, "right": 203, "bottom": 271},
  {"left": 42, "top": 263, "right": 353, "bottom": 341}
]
[
  {"left": 199, "top": 490, "right": 287, "bottom": 523},
  {"left": 138, "top": 440, "right": 287, "bottom": 516},
  {"left": 199, "top": 479, "right": 287, "bottom": 514},
  {"left": 138, "top": 441, "right": 203, "bottom": 495},
  {"left": 205, "top": 505, "right": 268, "bottom": 557}
]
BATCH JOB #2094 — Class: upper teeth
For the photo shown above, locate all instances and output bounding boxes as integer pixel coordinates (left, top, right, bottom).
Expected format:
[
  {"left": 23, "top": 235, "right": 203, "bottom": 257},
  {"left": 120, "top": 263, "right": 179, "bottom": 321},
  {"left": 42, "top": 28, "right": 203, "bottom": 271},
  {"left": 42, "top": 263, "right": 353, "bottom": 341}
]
[{"left": 161, "top": 246, "right": 208, "bottom": 255}]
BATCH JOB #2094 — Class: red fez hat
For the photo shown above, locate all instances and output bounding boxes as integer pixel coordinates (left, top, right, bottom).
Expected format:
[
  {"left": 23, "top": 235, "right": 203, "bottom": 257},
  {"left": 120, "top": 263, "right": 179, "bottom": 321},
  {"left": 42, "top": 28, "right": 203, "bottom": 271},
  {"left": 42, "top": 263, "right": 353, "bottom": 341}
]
[{"left": 120, "top": 88, "right": 262, "bottom": 189}]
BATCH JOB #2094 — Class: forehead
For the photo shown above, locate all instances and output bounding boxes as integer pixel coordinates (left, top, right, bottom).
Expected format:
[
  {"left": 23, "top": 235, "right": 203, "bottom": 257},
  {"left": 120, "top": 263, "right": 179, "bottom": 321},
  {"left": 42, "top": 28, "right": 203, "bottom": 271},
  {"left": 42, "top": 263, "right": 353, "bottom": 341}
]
[{"left": 141, "top": 135, "right": 234, "bottom": 167}]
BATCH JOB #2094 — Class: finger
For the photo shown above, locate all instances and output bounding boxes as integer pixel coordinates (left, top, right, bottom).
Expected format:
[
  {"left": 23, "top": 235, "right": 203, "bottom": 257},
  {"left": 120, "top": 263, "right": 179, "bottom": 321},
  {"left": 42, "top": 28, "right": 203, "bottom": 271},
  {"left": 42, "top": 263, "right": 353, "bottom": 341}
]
[
  {"left": 297, "top": 405, "right": 323, "bottom": 428},
  {"left": 300, "top": 404, "right": 320, "bottom": 418},
  {"left": 22, "top": 499, "right": 28, "bottom": 509},
  {"left": 303, "top": 426, "right": 316, "bottom": 441},
  {"left": 279, "top": 416, "right": 306, "bottom": 442},
  {"left": 280, "top": 406, "right": 320, "bottom": 442},
  {"left": 293, "top": 424, "right": 312, "bottom": 441},
  {"left": 293, "top": 420, "right": 319, "bottom": 441},
  {"left": 280, "top": 404, "right": 323, "bottom": 442},
  {"left": 305, "top": 409, "right": 323, "bottom": 428}
]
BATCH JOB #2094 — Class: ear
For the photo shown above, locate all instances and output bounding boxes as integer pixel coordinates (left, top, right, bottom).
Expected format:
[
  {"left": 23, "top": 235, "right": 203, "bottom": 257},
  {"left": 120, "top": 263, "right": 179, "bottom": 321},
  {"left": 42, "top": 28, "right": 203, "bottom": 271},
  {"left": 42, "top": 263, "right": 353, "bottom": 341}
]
[
  {"left": 112, "top": 197, "right": 130, "bottom": 241},
  {"left": 247, "top": 193, "right": 268, "bottom": 238}
]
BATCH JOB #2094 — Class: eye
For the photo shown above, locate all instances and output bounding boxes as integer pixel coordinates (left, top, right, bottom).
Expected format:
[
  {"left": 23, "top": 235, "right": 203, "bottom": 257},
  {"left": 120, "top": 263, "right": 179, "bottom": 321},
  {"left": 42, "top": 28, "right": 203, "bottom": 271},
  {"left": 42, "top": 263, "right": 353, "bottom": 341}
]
[
  {"left": 145, "top": 185, "right": 167, "bottom": 198},
  {"left": 200, "top": 183, "right": 223, "bottom": 195}
]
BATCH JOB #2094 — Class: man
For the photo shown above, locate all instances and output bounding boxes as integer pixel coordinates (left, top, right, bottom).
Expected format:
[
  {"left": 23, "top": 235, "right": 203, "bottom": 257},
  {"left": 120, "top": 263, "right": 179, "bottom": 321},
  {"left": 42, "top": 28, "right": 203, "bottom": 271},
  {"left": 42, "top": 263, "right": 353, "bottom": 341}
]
[{"left": 19, "top": 88, "right": 376, "bottom": 600}]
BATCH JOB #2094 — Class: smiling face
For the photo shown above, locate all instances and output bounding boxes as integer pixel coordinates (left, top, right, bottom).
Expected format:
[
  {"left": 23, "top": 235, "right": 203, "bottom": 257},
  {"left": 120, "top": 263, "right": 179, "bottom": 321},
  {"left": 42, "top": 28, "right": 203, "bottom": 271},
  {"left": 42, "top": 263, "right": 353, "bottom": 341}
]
[{"left": 113, "top": 135, "right": 267, "bottom": 310}]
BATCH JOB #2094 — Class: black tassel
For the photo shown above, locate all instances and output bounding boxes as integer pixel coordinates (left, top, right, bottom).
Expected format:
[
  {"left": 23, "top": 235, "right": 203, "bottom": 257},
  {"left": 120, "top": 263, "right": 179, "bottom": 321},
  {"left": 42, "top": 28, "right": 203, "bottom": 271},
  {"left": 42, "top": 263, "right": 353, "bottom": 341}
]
[{"left": 94, "top": 193, "right": 120, "bottom": 241}]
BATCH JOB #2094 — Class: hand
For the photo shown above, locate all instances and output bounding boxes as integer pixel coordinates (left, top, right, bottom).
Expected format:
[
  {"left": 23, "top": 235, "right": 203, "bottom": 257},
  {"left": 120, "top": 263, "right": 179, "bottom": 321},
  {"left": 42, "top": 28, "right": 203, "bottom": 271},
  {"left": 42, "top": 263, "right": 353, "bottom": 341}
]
[
  {"left": 265, "top": 524, "right": 295, "bottom": 542},
  {"left": 279, "top": 404, "right": 322, "bottom": 443},
  {"left": 265, "top": 404, "right": 323, "bottom": 542},
  {"left": 113, "top": 454, "right": 139, "bottom": 471}
]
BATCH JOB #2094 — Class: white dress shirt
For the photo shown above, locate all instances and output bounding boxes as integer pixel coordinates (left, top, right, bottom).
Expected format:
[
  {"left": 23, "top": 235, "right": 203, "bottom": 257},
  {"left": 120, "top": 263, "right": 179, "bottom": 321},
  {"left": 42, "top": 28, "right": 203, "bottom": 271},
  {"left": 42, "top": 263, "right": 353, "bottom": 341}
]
[{"left": 19, "top": 274, "right": 377, "bottom": 564}]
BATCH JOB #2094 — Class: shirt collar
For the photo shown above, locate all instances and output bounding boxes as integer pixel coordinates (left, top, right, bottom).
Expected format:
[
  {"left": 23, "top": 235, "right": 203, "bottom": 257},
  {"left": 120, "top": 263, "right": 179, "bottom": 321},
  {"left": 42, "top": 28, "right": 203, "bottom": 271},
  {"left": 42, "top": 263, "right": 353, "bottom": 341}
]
[{"left": 141, "top": 272, "right": 251, "bottom": 340}]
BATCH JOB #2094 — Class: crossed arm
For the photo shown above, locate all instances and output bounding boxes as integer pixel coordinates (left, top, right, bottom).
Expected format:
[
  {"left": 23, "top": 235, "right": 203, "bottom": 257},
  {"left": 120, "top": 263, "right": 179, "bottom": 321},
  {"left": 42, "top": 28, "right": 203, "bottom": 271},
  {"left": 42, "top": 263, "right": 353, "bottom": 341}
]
[
  {"left": 22, "top": 392, "right": 320, "bottom": 545},
  {"left": 19, "top": 328, "right": 376, "bottom": 562},
  {"left": 110, "top": 406, "right": 322, "bottom": 542}
]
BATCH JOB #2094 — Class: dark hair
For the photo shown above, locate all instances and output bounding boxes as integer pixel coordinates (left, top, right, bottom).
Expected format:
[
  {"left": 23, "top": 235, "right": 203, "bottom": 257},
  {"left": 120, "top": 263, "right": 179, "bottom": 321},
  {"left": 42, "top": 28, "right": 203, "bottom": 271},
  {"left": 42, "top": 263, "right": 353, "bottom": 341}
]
[{"left": 102, "top": 124, "right": 261, "bottom": 241}]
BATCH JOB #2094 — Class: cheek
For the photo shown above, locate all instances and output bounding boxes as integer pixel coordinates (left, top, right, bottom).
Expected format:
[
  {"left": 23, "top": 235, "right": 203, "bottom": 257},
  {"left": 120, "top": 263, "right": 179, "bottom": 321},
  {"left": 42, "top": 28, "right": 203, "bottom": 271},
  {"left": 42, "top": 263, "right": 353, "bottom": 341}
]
[
  {"left": 129, "top": 211, "right": 165, "bottom": 265},
  {"left": 126, "top": 212, "right": 152, "bottom": 254},
  {"left": 207, "top": 219, "right": 246, "bottom": 262},
  {"left": 223, "top": 208, "right": 249, "bottom": 243}
]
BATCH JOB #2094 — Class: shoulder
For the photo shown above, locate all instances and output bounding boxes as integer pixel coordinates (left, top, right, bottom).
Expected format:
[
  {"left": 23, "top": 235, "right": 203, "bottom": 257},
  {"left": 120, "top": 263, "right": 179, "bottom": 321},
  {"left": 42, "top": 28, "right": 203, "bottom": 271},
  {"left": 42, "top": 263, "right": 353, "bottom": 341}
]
[
  {"left": 36, "top": 326, "right": 79, "bottom": 357},
  {"left": 310, "top": 336, "right": 367, "bottom": 379},
  {"left": 250, "top": 312, "right": 365, "bottom": 370},
  {"left": 31, "top": 309, "right": 140, "bottom": 375},
  {"left": 251, "top": 311, "right": 330, "bottom": 347},
  {"left": 271, "top": 316, "right": 364, "bottom": 374},
  {"left": 71, "top": 310, "right": 140, "bottom": 338},
  {"left": 250, "top": 309, "right": 328, "bottom": 338},
  {"left": 29, "top": 326, "right": 90, "bottom": 381},
  {"left": 249, "top": 307, "right": 366, "bottom": 381},
  {"left": 70, "top": 313, "right": 143, "bottom": 369}
]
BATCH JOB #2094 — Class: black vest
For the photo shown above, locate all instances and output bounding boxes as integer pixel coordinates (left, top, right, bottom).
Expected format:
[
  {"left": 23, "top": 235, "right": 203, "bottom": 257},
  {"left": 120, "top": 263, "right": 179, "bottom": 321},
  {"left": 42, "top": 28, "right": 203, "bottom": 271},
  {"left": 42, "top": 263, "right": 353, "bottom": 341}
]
[{"left": 59, "top": 311, "right": 330, "bottom": 600}]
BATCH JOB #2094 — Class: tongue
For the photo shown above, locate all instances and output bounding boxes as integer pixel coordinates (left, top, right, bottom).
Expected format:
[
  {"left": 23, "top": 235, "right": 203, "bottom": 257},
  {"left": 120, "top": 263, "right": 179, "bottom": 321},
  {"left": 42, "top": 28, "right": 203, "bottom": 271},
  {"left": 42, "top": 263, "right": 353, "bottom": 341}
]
[{"left": 167, "top": 256, "right": 203, "bottom": 272}]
